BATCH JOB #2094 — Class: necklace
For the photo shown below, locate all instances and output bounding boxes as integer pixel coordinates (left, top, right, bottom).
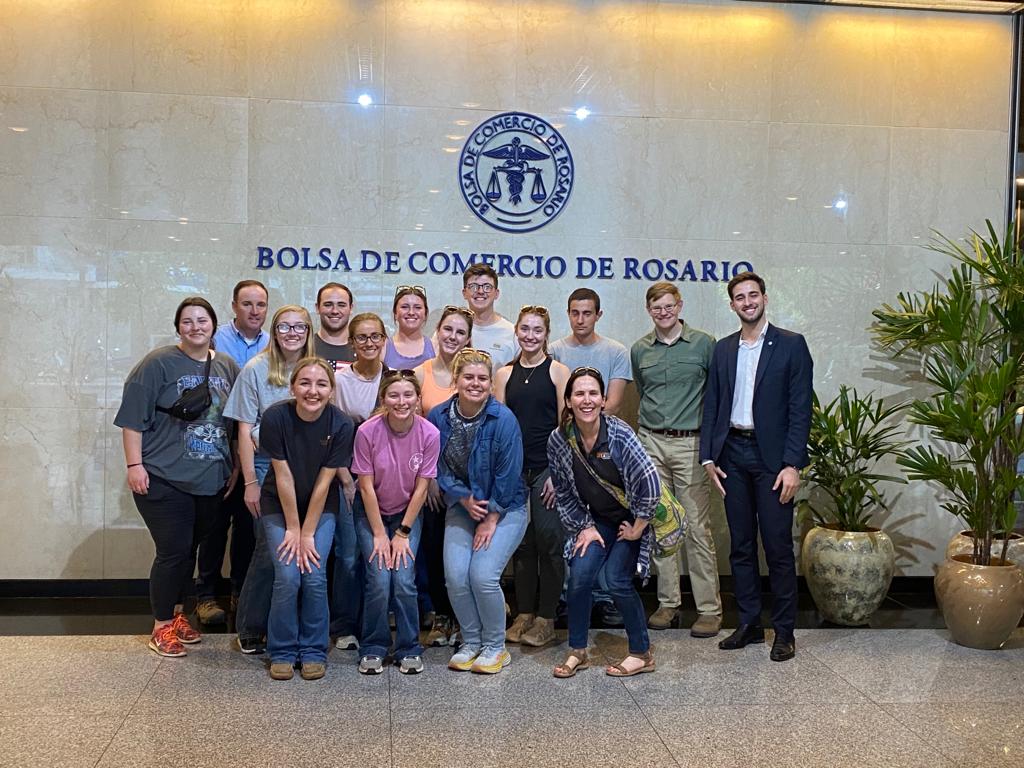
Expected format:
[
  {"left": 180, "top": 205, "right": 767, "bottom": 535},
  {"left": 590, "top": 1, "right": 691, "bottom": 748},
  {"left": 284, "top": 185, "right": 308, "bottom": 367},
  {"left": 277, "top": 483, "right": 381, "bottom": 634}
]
[{"left": 519, "top": 355, "right": 546, "bottom": 385}]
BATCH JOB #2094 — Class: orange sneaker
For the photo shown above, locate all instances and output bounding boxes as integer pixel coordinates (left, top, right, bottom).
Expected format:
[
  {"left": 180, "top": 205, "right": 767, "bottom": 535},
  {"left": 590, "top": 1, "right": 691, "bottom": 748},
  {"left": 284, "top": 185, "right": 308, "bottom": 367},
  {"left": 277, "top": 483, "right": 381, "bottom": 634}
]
[
  {"left": 149, "top": 624, "right": 186, "bottom": 657},
  {"left": 171, "top": 612, "right": 201, "bottom": 644}
]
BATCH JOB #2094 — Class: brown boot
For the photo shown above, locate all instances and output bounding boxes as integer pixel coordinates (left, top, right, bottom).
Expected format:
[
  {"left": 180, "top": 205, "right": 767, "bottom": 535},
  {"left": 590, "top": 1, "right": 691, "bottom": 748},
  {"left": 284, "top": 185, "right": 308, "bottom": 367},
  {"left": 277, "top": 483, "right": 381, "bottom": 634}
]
[
  {"left": 647, "top": 605, "right": 679, "bottom": 630},
  {"left": 690, "top": 614, "right": 722, "bottom": 638},
  {"left": 520, "top": 617, "right": 556, "bottom": 647},
  {"left": 505, "top": 613, "right": 535, "bottom": 643}
]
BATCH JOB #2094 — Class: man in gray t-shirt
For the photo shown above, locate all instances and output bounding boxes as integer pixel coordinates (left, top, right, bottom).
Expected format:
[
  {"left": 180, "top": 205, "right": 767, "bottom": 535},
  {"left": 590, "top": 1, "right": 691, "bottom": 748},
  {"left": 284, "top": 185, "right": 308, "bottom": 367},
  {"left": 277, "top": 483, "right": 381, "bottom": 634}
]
[{"left": 548, "top": 288, "right": 632, "bottom": 416}]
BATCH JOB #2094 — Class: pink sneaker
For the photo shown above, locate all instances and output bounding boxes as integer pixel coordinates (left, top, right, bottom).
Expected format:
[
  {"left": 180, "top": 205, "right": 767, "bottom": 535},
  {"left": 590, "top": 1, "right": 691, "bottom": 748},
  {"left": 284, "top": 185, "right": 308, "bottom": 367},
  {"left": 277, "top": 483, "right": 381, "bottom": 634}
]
[{"left": 171, "top": 612, "right": 201, "bottom": 644}]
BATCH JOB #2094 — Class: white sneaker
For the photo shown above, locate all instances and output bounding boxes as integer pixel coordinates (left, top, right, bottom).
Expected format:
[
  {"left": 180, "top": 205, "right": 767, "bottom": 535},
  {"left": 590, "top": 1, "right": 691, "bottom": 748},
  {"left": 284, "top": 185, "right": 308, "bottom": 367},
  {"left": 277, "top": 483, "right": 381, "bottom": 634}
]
[
  {"left": 358, "top": 655, "right": 384, "bottom": 675},
  {"left": 447, "top": 646, "right": 480, "bottom": 671},
  {"left": 335, "top": 634, "right": 358, "bottom": 651},
  {"left": 471, "top": 648, "right": 512, "bottom": 675},
  {"left": 398, "top": 655, "right": 424, "bottom": 675}
]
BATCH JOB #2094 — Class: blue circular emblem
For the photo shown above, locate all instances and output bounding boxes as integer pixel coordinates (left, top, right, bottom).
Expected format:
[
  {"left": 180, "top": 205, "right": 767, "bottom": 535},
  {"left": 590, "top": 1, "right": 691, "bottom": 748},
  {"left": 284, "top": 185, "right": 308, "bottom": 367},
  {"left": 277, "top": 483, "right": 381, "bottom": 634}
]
[{"left": 458, "top": 112, "right": 575, "bottom": 233}]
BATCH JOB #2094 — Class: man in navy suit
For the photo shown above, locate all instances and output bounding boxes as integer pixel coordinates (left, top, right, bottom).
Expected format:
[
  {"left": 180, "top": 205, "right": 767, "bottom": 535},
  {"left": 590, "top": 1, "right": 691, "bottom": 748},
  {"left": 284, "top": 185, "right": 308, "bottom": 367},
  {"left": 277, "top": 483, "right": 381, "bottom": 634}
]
[{"left": 699, "top": 272, "right": 813, "bottom": 662}]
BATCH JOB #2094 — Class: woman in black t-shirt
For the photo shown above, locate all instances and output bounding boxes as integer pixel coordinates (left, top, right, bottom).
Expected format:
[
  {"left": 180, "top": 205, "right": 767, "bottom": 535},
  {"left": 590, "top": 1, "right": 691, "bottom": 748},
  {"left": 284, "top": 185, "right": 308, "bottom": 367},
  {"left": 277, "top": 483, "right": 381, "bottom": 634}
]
[{"left": 260, "top": 357, "right": 354, "bottom": 681}]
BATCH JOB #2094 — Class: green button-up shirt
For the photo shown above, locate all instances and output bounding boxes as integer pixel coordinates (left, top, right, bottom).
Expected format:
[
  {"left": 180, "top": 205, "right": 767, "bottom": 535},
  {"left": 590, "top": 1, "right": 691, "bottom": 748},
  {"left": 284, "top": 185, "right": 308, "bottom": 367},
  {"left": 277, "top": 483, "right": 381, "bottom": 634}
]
[{"left": 630, "top": 321, "right": 715, "bottom": 431}]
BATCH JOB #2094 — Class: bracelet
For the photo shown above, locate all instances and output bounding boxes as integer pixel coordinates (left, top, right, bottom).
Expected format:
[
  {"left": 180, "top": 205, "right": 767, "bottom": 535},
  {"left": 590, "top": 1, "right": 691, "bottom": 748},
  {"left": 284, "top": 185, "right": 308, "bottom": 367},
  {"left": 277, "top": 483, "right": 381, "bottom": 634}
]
[
  {"left": 244, "top": 479, "right": 259, "bottom": 486},
  {"left": 127, "top": 463, "right": 142, "bottom": 468},
  {"left": 394, "top": 530, "right": 409, "bottom": 539}
]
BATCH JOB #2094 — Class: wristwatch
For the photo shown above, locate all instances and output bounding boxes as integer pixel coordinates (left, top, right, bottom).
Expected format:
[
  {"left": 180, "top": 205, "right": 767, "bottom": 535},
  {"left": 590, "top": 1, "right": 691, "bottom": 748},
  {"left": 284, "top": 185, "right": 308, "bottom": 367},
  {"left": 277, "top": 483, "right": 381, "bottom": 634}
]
[{"left": 397, "top": 523, "right": 412, "bottom": 537}]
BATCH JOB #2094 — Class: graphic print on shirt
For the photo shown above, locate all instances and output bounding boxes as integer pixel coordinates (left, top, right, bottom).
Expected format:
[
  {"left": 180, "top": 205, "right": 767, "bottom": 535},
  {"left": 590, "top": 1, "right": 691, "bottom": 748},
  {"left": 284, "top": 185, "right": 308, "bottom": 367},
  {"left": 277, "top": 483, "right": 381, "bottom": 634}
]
[
  {"left": 177, "top": 374, "right": 231, "bottom": 462},
  {"left": 408, "top": 451, "right": 424, "bottom": 473}
]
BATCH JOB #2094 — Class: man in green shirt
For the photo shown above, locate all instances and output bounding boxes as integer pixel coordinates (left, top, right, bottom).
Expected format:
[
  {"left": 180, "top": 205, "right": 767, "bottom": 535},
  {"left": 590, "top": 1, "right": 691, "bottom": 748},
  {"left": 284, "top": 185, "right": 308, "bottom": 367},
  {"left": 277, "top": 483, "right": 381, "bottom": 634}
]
[{"left": 630, "top": 282, "right": 722, "bottom": 638}]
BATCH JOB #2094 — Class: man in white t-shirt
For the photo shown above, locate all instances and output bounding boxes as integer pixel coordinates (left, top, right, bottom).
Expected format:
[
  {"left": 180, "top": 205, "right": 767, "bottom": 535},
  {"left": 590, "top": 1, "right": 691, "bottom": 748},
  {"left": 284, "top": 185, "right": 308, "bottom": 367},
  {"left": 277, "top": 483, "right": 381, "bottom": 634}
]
[
  {"left": 548, "top": 288, "right": 632, "bottom": 415},
  {"left": 459, "top": 264, "right": 517, "bottom": 370}
]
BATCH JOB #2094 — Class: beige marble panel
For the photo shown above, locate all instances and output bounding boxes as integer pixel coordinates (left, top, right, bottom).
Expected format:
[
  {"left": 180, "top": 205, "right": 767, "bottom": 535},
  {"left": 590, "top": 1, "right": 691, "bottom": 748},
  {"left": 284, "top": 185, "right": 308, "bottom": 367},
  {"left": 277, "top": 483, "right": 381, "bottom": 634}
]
[
  {"left": 645, "top": 117, "right": 769, "bottom": 241},
  {"left": 770, "top": 6, "right": 895, "bottom": 126},
  {"left": 107, "top": 92, "right": 248, "bottom": 223},
  {"left": 247, "top": 0, "right": 384, "bottom": 103},
  {"left": 101, "top": 411, "right": 155, "bottom": 579},
  {"left": 888, "top": 128, "right": 1008, "bottom": 247},
  {"left": 766, "top": 122, "right": 891, "bottom": 245},
  {"left": 893, "top": 13, "right": 1012, "bottom": 131},
  {"left": 109, "top": 0, "right": 249, "bottom": 97},
  {"left": 0, "top": 0, "right": 111, "bottom": 89},
  {"left": 385, "top": 0, "right": 518, "bottom": 110},
  {"left": 0, "top": 216, "right": 108, "bottom": 410},
  {"left": 0, "top": 407, "right": 107, "bottom": 579},
  {"left": 248, "top": 99, "right": 383, "bottom": 228},
  {"left": 516, "top": 0, "right": 654, "bottom": 117},
  {"left": 0, "top": 87, "right": 109, "bottom": 218},
  {"left": 650, "top": 0, "right": 784, "bottom": 121}
]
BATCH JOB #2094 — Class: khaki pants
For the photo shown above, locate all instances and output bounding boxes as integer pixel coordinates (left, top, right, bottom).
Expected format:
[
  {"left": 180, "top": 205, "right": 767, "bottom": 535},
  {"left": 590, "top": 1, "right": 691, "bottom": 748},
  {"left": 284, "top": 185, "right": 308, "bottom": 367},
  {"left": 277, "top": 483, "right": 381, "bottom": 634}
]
[{"left": 639, "top": 429, "right": 722, "bottom": 616}]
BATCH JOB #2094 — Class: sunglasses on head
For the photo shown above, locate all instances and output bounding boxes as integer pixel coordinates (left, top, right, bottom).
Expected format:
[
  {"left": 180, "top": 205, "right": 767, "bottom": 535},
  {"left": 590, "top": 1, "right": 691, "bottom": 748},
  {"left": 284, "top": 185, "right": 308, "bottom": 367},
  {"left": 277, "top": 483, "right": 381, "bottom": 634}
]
[
  {"left": 572, "top": 366, "right": 602, "bottom": 379},
  {"left": 395, "top": 285, "right": 427, "bottom": 299},
  {"left": 520, "top": 305, "right": 550, "bottom": 317},
  {"left": 442, "top": 305, "right": 475, "bottom": 320}
]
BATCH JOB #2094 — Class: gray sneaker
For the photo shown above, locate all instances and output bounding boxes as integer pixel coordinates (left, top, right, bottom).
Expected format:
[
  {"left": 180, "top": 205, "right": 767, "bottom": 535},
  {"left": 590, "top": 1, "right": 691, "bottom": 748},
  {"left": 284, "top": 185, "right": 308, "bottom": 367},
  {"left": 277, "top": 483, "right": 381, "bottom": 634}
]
[
  {"left": 335, "top": 634, "right": 358, "bottom": 650},
  {"left": 398, "top": 655, "right": 424, "bottom": 675},
  {"left": 359, "top": 655, "right": 384, "bottom": 675}
]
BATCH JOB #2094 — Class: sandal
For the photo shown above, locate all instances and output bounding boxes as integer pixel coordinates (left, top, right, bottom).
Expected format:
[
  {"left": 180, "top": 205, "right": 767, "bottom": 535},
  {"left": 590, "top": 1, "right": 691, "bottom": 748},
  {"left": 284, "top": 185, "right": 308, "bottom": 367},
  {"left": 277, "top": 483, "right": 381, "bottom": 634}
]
[
  {"left": 606, "top": 650, "right": 655, "bottom": 677},
  {"left": 553, "top": 648, "right": 590, "bottom": 678}
]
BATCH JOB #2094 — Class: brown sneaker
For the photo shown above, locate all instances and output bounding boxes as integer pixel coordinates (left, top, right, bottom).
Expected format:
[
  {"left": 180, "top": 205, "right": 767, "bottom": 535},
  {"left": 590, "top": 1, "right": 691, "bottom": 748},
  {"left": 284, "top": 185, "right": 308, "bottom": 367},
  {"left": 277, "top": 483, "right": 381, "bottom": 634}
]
[
  {"left": 171, "top": 612, "right": 201, "bottom": 644},
  {"left": 505, "top": 613, "right": 535, "bottom": 643},
  {"left": 270, "top": 662, "right": 294, "bottom": 680},
  {"left": 647, "top": 606, "right": 679, "bottom": 630},
  {"left": 520, "top": 617, "right": 556, "bottom": 647},
  {"left": 148, "top": 624, "right": 186, "bottom": 657},
  {"left": 196, "top": 599, "right": 226, "bottom": 625},
  {"left": 690, "top": 614, "right": 722, "bottom": 638},
  {"left": 300, "top": 662, "right": 326, "bottom": 680}
]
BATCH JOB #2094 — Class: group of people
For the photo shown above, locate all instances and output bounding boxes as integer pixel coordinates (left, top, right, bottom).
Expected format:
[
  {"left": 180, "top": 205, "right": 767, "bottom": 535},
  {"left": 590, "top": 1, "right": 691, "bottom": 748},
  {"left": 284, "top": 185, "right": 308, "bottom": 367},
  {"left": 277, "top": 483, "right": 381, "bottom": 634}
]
[{"left": 115, "top": 264, "right": 813, "bottom": 681}]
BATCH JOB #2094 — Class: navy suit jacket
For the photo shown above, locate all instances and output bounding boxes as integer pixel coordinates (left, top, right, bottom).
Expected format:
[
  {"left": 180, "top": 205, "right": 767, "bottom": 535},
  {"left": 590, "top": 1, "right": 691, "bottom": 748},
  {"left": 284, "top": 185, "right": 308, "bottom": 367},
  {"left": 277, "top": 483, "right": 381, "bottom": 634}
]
[{"left": 698, "top": 323, "right": 813, "bottom": 473}]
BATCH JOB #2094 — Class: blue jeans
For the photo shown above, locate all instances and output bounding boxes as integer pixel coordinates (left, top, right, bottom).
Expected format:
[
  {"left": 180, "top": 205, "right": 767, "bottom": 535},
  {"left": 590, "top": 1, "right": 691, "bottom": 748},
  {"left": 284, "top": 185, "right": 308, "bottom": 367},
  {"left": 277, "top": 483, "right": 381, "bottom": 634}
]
[
  {"left": 567, "top": 519, "right": 649, "bottom": 654},
  {"left": 235, "top": 456, "right": 272, "bottom": 639},
  {"left": 263, "top": 512, "right": 336, "bottom": 664},
  {"left": 355, "top": 511, "right": 423, "bottom": 659},
  {"left": 331, "top": 491, "right": 364, "bottom": 638},
  {"left": 444, "top": 502, "right": 527, "bottom": 655}
]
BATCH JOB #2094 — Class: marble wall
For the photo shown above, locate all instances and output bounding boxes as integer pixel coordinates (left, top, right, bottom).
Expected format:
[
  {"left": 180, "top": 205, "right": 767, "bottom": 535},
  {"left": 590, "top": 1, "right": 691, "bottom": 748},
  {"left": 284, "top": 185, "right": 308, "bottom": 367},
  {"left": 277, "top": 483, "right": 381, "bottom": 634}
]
[{"left": 0, "top": 0, "right": 1012, "bottom": 579}]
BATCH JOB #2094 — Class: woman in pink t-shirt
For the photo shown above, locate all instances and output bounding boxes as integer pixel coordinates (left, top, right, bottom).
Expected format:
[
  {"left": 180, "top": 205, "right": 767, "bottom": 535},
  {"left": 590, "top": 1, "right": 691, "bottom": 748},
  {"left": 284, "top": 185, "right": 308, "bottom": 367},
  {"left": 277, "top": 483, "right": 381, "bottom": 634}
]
[{"left": 350, "top": 370, "right": 441, "bottom": 675}]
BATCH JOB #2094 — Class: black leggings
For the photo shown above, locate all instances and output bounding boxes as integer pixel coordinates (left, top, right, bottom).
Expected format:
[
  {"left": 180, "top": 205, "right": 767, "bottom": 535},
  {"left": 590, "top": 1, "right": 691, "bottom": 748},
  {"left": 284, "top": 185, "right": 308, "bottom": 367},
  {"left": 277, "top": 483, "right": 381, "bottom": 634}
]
[{"left": 133, "top": 474, "right": 222, "bottom": 621}]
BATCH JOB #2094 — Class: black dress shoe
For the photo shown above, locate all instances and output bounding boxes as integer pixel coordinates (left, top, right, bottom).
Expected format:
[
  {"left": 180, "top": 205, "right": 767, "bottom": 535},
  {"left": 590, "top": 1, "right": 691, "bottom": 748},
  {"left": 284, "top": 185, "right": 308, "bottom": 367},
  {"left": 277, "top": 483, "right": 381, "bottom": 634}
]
[
  {"left": 770, "top": 636, "right": 796, "bottom": 662},
  {"left": 717, "top": 623, "right": 765, "bottom": 650}
]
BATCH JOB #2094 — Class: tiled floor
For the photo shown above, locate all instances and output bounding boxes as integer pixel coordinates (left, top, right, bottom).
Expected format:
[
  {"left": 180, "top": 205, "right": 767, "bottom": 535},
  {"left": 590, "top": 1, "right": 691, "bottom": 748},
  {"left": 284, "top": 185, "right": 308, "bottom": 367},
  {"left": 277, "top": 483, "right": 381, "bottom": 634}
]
[{"left": 1, "top": 628, "right": 1021, "bottom": 768}]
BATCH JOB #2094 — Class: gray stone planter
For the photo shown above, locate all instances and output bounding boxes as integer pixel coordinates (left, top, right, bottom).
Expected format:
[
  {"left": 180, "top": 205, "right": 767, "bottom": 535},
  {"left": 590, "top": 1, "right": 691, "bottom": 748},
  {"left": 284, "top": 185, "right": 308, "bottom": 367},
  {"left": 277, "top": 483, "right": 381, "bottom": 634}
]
[{"left": 801, "top": 524, "right": 895, "bottom": 626}]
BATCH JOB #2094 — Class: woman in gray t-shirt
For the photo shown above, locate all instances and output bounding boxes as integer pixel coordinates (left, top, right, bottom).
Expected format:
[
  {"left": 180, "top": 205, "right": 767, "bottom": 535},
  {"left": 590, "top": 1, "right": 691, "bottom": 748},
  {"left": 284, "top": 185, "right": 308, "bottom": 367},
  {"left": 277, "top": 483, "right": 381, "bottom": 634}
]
[{"left": 114, "top": 297, "right": 239, "bottom": 659}]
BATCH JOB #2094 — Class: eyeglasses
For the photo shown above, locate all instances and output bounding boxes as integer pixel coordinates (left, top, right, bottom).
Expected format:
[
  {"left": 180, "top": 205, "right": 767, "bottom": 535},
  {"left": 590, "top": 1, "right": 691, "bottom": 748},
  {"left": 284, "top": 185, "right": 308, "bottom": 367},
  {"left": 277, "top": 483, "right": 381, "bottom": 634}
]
[
  {"left": 353, "top": 332, "right": 386, "bottom": 344},
  {"left": 648, "top": 301, "right": 680, "bottom": 317},
  {"left": 520, "top": 304, "right": 550, "bottom": 317},
  {"left": 442, "top": 305, "right": 475, "bottom": 320},
  {"left": 395, "top": 285, "right": 426, "bottom": 298},
  {"left": 275, "top": 322, "right": 309, "bottom": 334},
  {"left": 572, "top": 366, "right": 603, "bottom": 379},
  {"left": 465, "top": 282, "right": 495, "bottom": 295}
]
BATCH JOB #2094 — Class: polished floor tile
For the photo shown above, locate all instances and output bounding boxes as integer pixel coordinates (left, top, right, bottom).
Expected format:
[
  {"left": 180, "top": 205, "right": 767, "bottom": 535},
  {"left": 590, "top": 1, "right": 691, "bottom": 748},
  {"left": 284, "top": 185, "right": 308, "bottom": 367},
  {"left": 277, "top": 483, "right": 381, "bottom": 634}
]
[
  {"left": 0, "top": 715, "right": 121, "bottom": 768},
  {"left": 882, "top": 702, "right": 1024, "bottom": 767}
]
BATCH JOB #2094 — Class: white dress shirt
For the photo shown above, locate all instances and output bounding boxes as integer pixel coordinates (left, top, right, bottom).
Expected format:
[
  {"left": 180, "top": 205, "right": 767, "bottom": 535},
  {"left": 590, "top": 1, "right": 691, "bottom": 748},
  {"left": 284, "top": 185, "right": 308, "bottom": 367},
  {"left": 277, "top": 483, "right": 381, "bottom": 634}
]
[{"left": 729, "top": 323, "right": 768, "bottom": 430}]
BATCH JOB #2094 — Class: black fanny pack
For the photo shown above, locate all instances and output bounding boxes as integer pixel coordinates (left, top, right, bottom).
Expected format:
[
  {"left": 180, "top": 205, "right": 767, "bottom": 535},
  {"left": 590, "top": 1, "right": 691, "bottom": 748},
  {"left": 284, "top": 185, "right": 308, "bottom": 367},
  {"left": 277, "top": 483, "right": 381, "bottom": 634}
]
[{"left": 157, "top": 353, "right": 213, "bottom": 421}]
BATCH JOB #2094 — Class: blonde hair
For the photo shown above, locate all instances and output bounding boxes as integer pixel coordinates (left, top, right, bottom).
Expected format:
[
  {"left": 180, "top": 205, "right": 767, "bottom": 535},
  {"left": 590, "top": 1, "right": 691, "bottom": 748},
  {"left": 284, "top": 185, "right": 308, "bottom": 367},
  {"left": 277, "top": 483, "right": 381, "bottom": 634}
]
[
  {"left": 645, "top": 281, "right": 681, "bottom": 306},
  {"left": 266, "top": 305, "right": 315, "bottom": 386},
  {"left": 289, "top": 356, "right": 336, "bottom": 390},
  {"left": 452, "top": 348, "right": 493, "bottom": 380},
  {"left": 513, "top": 305, "right": 551, "bottom": 360},
  {"left": 371, "top": 370, "right": 422, "bottom": 417},
  {"left": 349, "top": 312, "right": 386, "bottom": 337}
]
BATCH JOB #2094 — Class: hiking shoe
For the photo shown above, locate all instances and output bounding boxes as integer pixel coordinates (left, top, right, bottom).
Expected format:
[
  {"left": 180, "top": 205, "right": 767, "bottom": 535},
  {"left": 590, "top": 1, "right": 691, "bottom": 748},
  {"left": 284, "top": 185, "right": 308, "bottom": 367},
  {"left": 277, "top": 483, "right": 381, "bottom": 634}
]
[
  {"left": 196, "top": 599, "right": 226, "bottom": 625},
  {"left": 426, "top": 616, "right": 452, "bottom": 647},
  {"left": 398, "top": 655, "right": 424, "bottom": 675},
  {"left": 359, "top": 655, "right": 384, "bottom": 675},
  {"left": 270, "top": 662, "right": 294, "bottom": 680},
  {"left": 690, "top": 614, "right": 722, "bottom": 638},
  {"left": 647, "top": 606, "right": 680, "bottom": 630},
  {"left": 238, "top": 635, "right": 265, "bottom": 654},
  {"left": 505, "top": 613, "right": 534, "bottom": 643},
  {"left": 520, "top": 617, "right": 556, "bottom": 647},
  {"left": 301, "top": 662, "right": 326, "bottom": 680},
  {"left": 335, "top": 634, "right": 358, "bottom": 650},
  {"left": 471, "top": 649, "right": 512, "bottom": 674},
  {"left": 447, "top": 646, "right": 480, "bottom": 671},
  {"left": 149, "top": 624, "right": 186, "bottom": 657},
  {"left": 171, "top": 612, "right": 201, "bottom": 644}
]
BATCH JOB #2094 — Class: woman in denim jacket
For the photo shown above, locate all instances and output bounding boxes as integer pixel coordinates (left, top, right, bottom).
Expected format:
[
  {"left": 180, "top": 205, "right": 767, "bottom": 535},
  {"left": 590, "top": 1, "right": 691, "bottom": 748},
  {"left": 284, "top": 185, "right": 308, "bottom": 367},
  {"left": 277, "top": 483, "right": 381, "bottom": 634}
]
[
  {"left": 427, "top": 348, "right": 527, "bottom": 675},
  {"left": 547, "top": 367, "right": 661, "bottom": 679}
]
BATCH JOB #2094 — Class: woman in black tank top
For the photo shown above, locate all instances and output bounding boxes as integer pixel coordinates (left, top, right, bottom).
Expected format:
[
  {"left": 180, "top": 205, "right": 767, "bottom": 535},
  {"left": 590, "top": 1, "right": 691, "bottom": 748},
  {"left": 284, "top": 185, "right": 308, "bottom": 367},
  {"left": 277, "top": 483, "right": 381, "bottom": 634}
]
[{"left": 494, "top": 306, "right": 571, "bottom": 647}]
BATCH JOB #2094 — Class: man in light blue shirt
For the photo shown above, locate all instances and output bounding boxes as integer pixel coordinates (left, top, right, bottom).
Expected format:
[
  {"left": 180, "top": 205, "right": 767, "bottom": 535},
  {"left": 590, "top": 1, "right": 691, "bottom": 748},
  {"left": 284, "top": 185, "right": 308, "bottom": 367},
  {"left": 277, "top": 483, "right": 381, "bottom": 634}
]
[{"left": 212, "top": 280, "right": 270, "bottom": 366}]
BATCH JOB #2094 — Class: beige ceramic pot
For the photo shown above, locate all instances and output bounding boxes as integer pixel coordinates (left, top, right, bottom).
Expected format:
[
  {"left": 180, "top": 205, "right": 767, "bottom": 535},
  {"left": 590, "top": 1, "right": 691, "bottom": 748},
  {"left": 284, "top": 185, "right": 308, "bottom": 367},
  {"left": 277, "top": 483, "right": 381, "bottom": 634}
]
[
  {"left": 801, "top": 524, "right": 895, "bottom": 626},
  {"left": 946, "top": 531, "right": 1024, "bottom": 571},
  {"left": 933, "top": 554, "right": 1024, "bottom": 650}
]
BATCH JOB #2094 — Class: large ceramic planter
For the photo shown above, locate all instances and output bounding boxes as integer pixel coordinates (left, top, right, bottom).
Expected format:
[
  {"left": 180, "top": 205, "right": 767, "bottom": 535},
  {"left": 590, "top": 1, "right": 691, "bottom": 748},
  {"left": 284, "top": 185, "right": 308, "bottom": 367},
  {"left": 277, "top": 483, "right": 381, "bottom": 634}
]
[
  {"left": 801, "top": 524, "right": 895, "bottom": 626},
  {"left": 946, "top": 530, "right": 1024, "bottom": 571},
  {"left": 933, "top": 555, "right": 1024, "bottom": 650}
]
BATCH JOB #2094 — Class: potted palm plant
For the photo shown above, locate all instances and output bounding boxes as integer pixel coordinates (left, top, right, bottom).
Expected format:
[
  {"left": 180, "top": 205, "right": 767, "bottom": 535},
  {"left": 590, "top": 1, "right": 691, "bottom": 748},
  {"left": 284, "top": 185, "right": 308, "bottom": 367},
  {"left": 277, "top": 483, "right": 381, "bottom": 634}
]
[
  {"left": 798, "top": 387, "right": 906, "bottom": 625},
  {"left": 872, "top": 220, "right": 1024, "bottom": 649}
]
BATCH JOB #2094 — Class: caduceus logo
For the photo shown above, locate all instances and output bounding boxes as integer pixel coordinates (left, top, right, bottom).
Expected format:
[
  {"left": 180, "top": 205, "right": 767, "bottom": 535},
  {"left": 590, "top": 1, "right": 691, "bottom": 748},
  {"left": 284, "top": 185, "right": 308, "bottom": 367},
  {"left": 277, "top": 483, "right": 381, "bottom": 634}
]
[{"left": 458, "top": 112, "right": 575, "bottom": 233}]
